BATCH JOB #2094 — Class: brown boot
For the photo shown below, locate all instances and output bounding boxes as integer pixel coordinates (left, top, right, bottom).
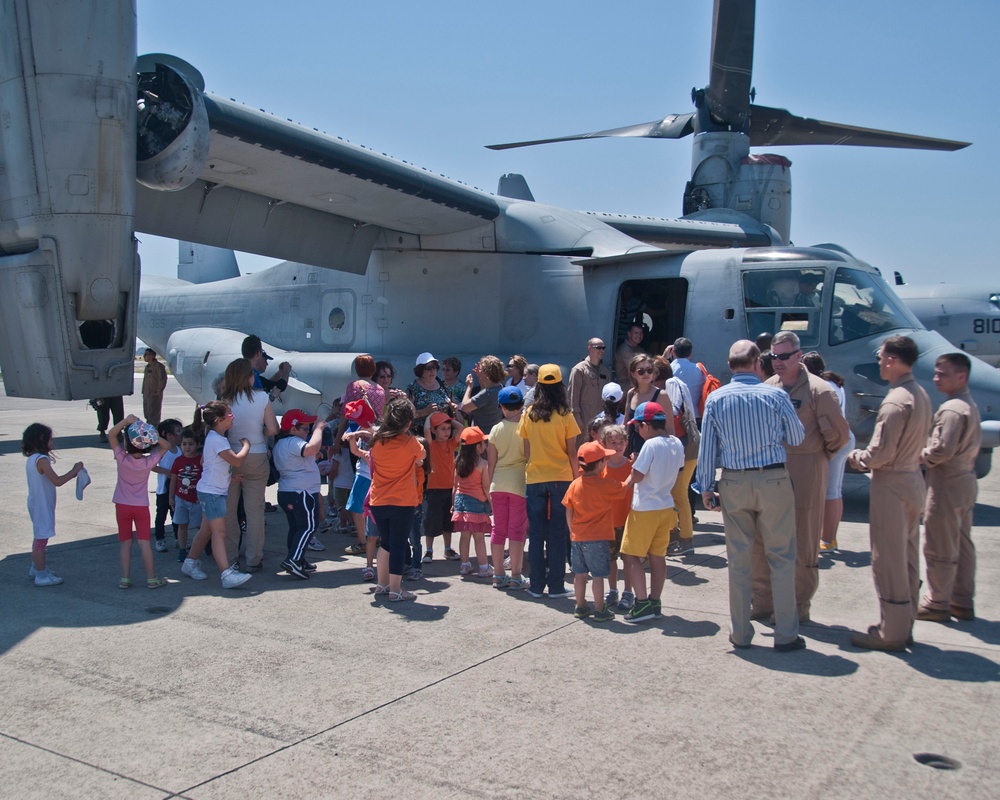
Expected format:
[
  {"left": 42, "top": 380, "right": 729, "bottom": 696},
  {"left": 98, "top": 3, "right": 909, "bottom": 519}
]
[
  {"left": 850, "top": 625, "right": 908, "bottom": 652},
  {"left": 916, "top": 604, "right": 951, "bottom": 623}
]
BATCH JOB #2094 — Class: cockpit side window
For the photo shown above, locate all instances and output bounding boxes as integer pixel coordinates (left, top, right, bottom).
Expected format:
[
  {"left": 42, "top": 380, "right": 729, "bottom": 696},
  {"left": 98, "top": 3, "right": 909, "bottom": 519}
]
[
  {"left": 829, "top": 268, "right": 917, "bottom": 345},
  {"left": 742, "top": 269, "right": 824, "bottom": 348}
]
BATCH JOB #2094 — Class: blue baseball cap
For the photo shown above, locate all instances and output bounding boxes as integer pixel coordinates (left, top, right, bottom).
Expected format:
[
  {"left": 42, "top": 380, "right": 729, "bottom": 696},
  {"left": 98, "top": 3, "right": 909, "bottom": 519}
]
[{"left": 498, "top": 386, "right": 523, "bottom": 405}]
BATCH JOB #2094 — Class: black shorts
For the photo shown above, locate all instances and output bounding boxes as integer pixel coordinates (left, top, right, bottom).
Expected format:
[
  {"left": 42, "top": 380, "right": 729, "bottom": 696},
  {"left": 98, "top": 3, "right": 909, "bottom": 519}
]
[{"left": 423, "top": 488, "right": 454, "bottom": 538}]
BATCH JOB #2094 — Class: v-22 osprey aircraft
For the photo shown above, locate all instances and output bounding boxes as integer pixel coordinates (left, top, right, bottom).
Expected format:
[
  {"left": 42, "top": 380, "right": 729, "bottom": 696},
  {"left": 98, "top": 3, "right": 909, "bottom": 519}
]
[{"left": 4, "top": 0, "right": 1000, "bottom": 472}]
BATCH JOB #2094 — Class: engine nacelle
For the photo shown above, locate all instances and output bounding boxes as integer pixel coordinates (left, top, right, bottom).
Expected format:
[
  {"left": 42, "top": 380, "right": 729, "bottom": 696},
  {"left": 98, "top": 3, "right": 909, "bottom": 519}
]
[
  {"left": 684, "top": 131, "right": 792, "bottom": 244},
  {"left": 136, "top": 55, "right": 210, "bottom": 191}
]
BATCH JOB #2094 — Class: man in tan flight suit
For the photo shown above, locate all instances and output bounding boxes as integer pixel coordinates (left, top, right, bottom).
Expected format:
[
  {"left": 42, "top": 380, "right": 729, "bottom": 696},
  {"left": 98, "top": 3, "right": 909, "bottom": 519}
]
[
  {"left": 141, "top": 348, "right": 168, "bottom": 426},
  {"left": 848, "top": 335, "right": 932, "bottom": 651},
  {"left": 917, "top": 352, "right": 982, "bottom": 622},
  {"left": 568, "top": 337, "right": 611, "bottom": 447},
  {"left": 751, "top": 331, "right": 850, "bottom": 620}
]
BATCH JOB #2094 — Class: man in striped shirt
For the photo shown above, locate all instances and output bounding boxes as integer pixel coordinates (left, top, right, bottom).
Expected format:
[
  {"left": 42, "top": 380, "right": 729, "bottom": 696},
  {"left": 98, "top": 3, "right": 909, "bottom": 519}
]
[{"left": 697, "top": 340, "right": 806, "bottom": 652}]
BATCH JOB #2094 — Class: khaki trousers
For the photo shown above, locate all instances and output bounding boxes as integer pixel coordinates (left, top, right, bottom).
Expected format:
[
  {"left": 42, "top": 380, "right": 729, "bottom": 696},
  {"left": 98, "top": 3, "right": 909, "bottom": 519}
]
[
  {"left": 870, "top": 469, "right": 924, "bottom": 642},
  {"left": 922, "top": 468, "right": 977, "bottom": 610},
  {"left": 718, "top": 467, "right": 799, "bottom": 646},
  {"left": 671, "top": 458, "right": 698, "bottom": 540},
  {"left": 225, "top": 452, "right": 270, "bottom": 568},
  {"left": 143, "top": 393, "right": 163, "bottom": 426},
  {"left": 751, "top": 451, "right": 827, "bottom": 616}
]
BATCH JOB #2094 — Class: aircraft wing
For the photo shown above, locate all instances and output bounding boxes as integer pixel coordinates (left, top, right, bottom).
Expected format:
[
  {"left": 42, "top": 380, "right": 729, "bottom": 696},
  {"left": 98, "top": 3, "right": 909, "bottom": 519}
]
[{"left": 136, "top": 91, "right": 501, "bottom": 274}]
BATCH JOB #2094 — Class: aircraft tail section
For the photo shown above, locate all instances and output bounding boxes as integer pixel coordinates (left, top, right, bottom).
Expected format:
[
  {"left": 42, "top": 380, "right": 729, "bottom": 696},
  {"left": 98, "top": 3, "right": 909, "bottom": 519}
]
[
  {"left": 177, "top": 242, "right": 241, "bottom": 284},
  {"left": 498, "top": 174, "right": 535, "bottom": 202}
]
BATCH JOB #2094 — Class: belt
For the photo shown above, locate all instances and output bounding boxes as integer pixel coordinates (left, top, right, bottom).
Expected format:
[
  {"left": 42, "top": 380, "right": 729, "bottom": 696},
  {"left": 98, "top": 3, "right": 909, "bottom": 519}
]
[{"left": 722, "top": 463, "right": 785, "bottom": 472}]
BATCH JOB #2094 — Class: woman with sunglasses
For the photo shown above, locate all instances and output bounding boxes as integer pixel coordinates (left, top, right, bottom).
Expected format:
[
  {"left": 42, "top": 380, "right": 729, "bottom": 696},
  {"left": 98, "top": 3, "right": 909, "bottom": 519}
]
[{"left": 623, "top": 354, "right": 662, "bottom": 458}]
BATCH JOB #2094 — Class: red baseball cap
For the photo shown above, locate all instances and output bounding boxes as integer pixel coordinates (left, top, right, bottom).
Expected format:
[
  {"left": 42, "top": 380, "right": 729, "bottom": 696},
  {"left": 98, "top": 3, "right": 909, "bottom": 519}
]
[{"left": 280, "top": 409, "right": 317, "bottom": 432}]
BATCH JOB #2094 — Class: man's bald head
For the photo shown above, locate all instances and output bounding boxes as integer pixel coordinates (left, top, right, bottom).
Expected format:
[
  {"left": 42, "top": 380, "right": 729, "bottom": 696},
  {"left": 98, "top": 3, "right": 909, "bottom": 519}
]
[{"left": 728, "top": 340, "right": 760, "bottom": 371}]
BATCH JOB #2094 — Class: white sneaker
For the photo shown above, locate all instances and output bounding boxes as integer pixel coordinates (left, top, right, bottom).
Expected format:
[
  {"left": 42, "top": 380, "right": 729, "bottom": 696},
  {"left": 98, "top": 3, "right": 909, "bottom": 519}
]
[
  {"left": 306, "top": 536, "right": 326, "bottom": 551},
  {"left": 459, "top": 562, "right": 473, "bottom": 576},
  {"left": 27, "top": 565, "right": 36, "bottom": 579},
  {"left": 34, "top": 570, "right": 63, "bottom": 587},
  {"left": 221, "top": 566, "right": 252, "bottom": 589},
  {"left": 181, "top": 558, "right": 208, "bottom": 580},
  {"left": 154, "top": 539, "right": 168, "bottom": 552}
]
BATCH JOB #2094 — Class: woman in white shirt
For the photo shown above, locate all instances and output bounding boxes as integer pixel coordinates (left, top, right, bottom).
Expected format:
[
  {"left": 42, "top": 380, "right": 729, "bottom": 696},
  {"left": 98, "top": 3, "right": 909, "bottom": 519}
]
[{"left": 219, "top": 358, "right": 279, "bottom": 571}]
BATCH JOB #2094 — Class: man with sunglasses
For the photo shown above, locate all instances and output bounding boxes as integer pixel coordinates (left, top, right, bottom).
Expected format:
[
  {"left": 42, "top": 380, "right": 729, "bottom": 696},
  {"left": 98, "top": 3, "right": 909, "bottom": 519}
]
[
  {"left": 848, "top": 336, "right": 932, "bottom": 651},
  {"left": 568, "top": 338, "right": 611, "bottom": 445},
  {"left": 753, "top": 331, "right": 850, "bottom": 622}
]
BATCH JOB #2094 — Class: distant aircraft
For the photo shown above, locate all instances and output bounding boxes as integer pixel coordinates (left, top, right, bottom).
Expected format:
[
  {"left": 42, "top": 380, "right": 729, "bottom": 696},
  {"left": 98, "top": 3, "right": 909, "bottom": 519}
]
[
  {"left": 6, "top": 0, "right": 1000, "bottom": 474},
  {"left": 892, "top": 277, "right": 1000, "bottom": 367}
]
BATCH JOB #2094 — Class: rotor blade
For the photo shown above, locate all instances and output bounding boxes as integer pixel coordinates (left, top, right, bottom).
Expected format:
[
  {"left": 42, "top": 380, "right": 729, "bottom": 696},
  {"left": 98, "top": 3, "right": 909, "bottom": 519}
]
[
  {"left": 748, "top": 105, "right": 970, "bottom": 151},
  {"left": 706, "top": 0, "right": 756, "bottom": 128},
  {"left": 485, "top": 114, "right": 695, "bottom": 150}
]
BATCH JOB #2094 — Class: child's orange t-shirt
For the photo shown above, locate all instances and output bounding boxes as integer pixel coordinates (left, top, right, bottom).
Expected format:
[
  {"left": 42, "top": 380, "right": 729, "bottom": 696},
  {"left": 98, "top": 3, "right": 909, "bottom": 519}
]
[
  {"left": 562, "top": 474, "right": 629, "bottom": 541},
  {"left": 427, "top": 437, "right": 459, "bottom": 490},
  {"left": 604, "top": 460, "right": 633, "bottom": 529},
  {"left": 369, "top": 435, "right": 424, "bottom": 507}
]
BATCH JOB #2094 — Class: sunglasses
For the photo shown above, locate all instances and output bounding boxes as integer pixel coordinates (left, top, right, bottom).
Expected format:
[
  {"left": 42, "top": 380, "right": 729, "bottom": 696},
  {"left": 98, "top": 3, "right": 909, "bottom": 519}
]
[
  {"left": 634, "top": 367, "right": 654, "bottom": 376},
  {"left": 589, "top": 344, "right": 606, "bottom": 350},
  {"left": 764, "top": 350, "right": 801, "bottom": 362}
]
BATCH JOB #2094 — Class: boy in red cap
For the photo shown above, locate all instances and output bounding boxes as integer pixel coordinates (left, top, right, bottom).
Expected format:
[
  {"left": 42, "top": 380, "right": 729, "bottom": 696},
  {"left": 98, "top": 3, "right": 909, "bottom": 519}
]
[
  {"left": 563, "top": 441, "right": 632, "bottom": 620},
  {"left": 621, "top": 401, "right": 685, "bottom": 622}
]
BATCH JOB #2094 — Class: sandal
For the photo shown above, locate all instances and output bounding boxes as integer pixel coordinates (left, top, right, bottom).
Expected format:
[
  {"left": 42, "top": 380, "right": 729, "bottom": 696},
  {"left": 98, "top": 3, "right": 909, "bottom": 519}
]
[
  {"left": 493, "top": 574, "right": 510, "bottom": 589},
  {"left": 344, "top": 542, "right": 365, "bottom": 555},
  {"left": 361, "top": 566, "right": 375, "bottom": 581},
  {"left": 119, "top": 577, "right": 132, "bottom": 589},
  {"left": 146, "top": 577, "right": 168, "bottom": 589},
  {"left": 506, "top": 576, "right": 527, "bottom": 591},
  {"left": 374, "top": 583, "right": 390, "bottom": 595},
  {"left": 387, "top": 590, "right": 417, "bottom": 602}
]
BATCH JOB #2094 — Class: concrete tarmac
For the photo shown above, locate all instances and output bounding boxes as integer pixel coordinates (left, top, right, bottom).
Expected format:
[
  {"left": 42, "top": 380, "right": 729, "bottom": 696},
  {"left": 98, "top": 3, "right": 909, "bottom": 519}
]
[{"left": 1, "top": 380, "right": 997, "bottom": 799}]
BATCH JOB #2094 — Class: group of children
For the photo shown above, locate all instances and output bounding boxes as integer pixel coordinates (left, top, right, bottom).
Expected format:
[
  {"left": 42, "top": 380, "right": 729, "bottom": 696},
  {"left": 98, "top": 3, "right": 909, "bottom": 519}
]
[{"left": 22, "top": 370, "right": 688, "bottom": 620}]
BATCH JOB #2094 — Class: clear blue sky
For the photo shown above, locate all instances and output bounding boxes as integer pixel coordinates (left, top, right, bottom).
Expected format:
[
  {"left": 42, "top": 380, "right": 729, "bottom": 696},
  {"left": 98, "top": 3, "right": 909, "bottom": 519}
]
[{"left": 136, "top": 0, "right": 997, "bottom": 287}]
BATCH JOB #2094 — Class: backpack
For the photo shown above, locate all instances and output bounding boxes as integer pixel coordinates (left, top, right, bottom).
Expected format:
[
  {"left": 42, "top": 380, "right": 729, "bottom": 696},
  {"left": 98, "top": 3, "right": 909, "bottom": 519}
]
[{"left": 696, "top": 362, "right": 722, "bottom": 417}]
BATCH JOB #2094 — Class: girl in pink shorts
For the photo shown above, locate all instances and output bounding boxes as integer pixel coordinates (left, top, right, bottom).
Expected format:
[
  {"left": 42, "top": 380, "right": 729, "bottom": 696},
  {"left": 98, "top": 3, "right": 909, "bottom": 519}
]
[
  {"left": 487, "top": 386, "right": 528, "bottom": 589},
  {"left": 109, "top": 415, "right": 171, "bottom": 589}
]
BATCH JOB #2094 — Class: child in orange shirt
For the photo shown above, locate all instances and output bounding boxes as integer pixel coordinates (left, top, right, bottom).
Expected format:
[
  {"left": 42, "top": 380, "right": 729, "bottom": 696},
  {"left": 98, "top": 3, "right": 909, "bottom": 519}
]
[
  {"left": 562, "top": 441, "right": 631, "bottom": 621},
  {"left": 600, "top": 424, "right": 636, "bottom": 610},
  {"left": 369, "top": 398, "right": 425, "bottom": 601},
  {"left": 452, "top": 426, "right": 493, "bottom": 579},
  {"left": 422, "top": 411, "right": 463, "bottom": 561}
]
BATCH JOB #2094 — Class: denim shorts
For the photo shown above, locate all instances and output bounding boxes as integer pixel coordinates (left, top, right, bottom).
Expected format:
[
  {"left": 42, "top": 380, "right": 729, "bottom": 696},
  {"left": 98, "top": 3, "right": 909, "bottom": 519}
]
[
  {"left": 571, "top": 540, "right": 612, "bottom": 578},
  {"left": 453, "top": 493, "right": 490, "bottom": 514},
  {"left": 347, "top": 475, "right": 371, "bottom": 514},
  {"left": 173, "top": 496, "right": 202, "bottom": 527},
  {"left": 199, "top": 492, "right": 227, "bottom": 521}
]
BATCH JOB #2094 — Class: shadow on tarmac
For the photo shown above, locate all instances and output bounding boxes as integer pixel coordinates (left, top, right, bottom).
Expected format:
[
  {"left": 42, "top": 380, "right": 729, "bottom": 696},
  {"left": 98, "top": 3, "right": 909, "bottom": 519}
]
[
  {"left": 817, "top": 548, "right": 873, "bottom": 570},
  {"left": 1, "top": 529, "right": 445, "bottom": 655},
  {"left": 0, "top": 433, "right": 109, "bottom": 457}
]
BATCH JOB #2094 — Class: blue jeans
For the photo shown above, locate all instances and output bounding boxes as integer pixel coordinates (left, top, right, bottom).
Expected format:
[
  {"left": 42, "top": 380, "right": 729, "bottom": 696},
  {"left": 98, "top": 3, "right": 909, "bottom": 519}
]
[
  {"left": 527, "top": 481, "right": 571, "bottom": 594},
  {"left": 408, "top": 502, "right": 425, "bottom": 569}
]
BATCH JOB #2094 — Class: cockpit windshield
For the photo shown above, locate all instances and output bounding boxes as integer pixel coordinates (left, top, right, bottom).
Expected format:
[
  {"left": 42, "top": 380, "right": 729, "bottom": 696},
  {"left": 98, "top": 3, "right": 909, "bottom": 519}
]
[
  {"left": 742, "top": 268, "right": 825, "bottom": 348},
  {"left": 829, "top": 268, "right": 920, "bottom": 344}
]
